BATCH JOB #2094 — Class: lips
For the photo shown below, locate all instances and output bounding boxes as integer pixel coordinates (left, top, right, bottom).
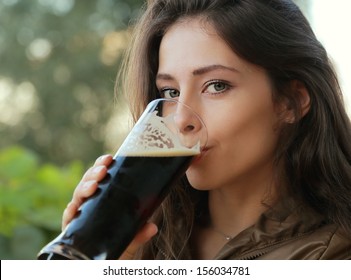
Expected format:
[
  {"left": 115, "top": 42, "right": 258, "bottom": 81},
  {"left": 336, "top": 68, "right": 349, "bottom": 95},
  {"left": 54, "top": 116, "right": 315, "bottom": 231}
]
[{"left": 192, "top": 147, "right": 210, "bottom": 164}]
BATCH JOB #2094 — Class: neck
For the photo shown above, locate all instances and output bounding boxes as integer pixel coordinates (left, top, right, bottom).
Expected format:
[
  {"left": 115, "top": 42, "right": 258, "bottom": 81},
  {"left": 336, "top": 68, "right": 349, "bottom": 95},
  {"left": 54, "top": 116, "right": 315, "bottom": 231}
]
[
  {"left": 192, "top": 162, "right": 282, "bottom": 259},
  {"left": 192, "top": 185, "right": 276, "bottom": 260},
  {"left": 207, "top": 173, "right": 278, "bottom": 239}
]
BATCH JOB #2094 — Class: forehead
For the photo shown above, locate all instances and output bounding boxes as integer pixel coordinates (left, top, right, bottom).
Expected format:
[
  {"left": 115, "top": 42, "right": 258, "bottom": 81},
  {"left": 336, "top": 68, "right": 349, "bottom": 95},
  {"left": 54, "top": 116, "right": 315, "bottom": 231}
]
[{"left": 158, "top": 17, "right": 256, "bottom": 76}]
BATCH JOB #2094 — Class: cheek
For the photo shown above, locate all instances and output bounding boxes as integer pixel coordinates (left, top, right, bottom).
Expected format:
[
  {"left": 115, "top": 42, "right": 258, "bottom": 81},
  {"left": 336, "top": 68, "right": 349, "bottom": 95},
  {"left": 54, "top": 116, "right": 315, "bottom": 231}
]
[
  {"left": 209, "top": 98, "right": 279, "bottom": 147},
  {"left": 224, "top": 101, "right": 280, "bottom": 161},
  {"left": 188, "top": 99, "right": 280, "bottom": 189}
]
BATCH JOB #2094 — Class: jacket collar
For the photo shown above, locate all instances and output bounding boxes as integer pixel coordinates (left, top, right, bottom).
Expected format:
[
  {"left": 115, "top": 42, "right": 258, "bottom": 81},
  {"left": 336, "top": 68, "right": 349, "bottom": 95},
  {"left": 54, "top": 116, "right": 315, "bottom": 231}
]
[{"left": 215, "top": 197, "right": 326, "bottom": 259}]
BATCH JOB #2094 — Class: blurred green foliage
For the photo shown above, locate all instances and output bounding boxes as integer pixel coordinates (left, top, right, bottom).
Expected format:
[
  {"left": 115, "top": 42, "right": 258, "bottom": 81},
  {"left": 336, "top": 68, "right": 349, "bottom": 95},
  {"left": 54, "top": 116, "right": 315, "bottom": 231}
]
[
  {"left": 0, "top": 145, "right": 84, "bottom": 259},
  {"left": 0, "top": 0, "right": 143, "bottom": 165}
]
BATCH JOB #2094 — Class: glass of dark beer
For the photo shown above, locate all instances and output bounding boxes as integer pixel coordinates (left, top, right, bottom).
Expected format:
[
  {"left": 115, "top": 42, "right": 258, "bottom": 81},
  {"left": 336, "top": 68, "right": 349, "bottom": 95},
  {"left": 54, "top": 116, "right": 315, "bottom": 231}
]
[{"left": 37, "top": 98, "right": 207, "bottom": 260}]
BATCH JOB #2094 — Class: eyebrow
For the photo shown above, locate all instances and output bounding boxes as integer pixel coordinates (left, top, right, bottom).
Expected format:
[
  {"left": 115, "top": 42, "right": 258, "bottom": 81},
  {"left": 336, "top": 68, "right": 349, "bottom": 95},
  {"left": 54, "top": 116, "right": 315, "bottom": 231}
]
[
  {"left": 192, "top": 64, "right": 239, "bottom": 75},
  {"left": 156, "top": 64, "right": 239, "bottom": 81}
]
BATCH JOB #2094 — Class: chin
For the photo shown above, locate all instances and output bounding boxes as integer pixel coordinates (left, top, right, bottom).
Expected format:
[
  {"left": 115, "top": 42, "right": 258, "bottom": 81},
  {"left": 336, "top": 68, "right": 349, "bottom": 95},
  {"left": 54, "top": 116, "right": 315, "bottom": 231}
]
[{"left": 185, "top": 171, "right": 213, "bottom": 191}]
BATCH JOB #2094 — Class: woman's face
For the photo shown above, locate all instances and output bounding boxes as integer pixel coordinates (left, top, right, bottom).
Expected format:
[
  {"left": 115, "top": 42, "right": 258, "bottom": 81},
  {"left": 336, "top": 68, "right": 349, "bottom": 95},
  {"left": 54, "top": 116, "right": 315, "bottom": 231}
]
[{"left": 157, "top": 18, "right": 283, "bottom": 191}]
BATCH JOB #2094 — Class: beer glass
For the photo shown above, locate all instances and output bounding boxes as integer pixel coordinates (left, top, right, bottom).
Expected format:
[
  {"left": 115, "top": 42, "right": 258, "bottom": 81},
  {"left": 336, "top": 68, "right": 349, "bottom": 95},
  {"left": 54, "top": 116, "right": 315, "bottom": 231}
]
[{"left": 37, "top": 98, "right": 207, "bottom": 260}]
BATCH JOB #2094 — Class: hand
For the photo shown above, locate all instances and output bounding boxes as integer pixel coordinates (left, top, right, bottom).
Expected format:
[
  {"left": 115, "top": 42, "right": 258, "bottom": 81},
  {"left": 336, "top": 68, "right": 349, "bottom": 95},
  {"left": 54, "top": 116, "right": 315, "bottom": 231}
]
[
  {"left": 62, "top": 154, "right": 113, "bottom": 230},
  {"left": 61, "top": 154, "right": 158, "bottom": 260},
  {"left": 119, "top": 222, "right": 158, "bottom": 260}
]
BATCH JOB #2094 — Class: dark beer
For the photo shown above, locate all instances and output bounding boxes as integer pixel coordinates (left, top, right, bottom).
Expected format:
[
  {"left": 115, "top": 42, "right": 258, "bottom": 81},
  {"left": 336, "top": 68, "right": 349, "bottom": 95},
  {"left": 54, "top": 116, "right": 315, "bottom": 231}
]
[{"left": 37, "top": 151, "right": 196, "bottom": 260}]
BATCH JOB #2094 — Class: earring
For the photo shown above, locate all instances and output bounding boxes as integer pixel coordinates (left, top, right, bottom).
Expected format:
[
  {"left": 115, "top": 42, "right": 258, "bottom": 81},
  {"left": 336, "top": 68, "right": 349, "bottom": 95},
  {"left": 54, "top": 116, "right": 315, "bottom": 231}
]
[{"left": 285, "top": 116, "right": 295, "bottom": 124}]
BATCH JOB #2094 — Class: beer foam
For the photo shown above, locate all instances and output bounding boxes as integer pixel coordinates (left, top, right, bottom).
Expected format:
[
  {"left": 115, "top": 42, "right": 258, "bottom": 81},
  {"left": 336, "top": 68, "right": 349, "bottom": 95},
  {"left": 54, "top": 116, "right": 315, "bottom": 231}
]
[{"left": 117, "top": 111, "right": 200, "bottom": 157}]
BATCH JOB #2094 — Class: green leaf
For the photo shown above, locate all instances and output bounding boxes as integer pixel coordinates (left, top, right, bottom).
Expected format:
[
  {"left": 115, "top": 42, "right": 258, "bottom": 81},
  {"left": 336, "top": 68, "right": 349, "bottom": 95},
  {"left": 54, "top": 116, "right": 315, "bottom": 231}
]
[
  {"left": 10, "top": 225, "right": 46, "bottom": 260},
  {"left": 0, "top": 233, "right": 11, "bottom": 259},
  {"left": 25, "top": 206, "right": 63, "bottom": 232},
  {"left": 0, "top": 146, "right": 39, "bottom": 180}
]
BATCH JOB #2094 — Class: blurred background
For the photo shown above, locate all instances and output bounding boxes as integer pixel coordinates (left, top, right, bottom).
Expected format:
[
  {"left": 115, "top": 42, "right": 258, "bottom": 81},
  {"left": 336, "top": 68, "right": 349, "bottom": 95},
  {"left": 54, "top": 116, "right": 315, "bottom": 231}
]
[{"left": 0, "top": 0, "right": 350, "bottom": 259}]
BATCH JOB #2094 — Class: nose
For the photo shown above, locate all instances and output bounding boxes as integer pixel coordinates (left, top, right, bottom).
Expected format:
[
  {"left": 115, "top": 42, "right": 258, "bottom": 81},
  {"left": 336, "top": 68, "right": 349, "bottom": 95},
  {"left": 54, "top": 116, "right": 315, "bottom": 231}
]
[
  {"left": 160, "top": 98, "right": 207, "bottom": 149},
  {"left": 173, "top": 105, "right": 201, "bottom": 134},
  {"left": 172, "top": 102, "right": 207, "bottom": 150}
]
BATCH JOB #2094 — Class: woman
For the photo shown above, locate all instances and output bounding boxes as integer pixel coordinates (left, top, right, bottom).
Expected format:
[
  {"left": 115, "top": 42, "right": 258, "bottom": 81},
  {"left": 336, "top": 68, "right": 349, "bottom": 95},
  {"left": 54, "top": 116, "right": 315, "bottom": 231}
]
[{"left": 63, "top": 0, "right": 351, "bottom": 259}]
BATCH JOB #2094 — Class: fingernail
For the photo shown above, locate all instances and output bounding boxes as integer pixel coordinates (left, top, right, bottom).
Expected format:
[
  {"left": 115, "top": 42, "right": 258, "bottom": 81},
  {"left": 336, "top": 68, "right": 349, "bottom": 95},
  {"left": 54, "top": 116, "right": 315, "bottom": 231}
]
[
  {"left": 97, "top": 154, "right": 109, "bottom": 163},
  {"left": 82, "top": 180, "right": 95, "bottom": 190},
  {"left": 92, "top": 166, "right": 104, "bottom": 174}
]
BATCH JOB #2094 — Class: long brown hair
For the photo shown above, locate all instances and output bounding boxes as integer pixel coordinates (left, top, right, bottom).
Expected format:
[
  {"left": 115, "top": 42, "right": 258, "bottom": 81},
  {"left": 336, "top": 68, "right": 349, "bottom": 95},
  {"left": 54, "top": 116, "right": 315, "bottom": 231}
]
[{"left": 116, "top": 0, "right": 351, "bottom": 259}]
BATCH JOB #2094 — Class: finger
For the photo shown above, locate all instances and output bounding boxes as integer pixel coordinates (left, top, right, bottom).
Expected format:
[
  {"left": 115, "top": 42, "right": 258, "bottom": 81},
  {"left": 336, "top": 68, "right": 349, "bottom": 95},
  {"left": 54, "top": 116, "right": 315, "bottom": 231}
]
[
  {"left": 82, "top": 165, "right": 108, "bottom": 182},
  {"left": 62, "top": 180, "right": 98, "bottom": 229},
  {"left": 62, "top": 200, "right": 79, "bottom": 230},
  {"left": 81, "top": 155, "right": 113, "bottom": 182},
  {"left": 94, "top": 154, "right": 113, "bottom": 167},
  {"left": 119, "top": 223, "right": 158, "bottom": 260},
  {"left": 72, "top": 180, "right": 98, "bottom": 205}
]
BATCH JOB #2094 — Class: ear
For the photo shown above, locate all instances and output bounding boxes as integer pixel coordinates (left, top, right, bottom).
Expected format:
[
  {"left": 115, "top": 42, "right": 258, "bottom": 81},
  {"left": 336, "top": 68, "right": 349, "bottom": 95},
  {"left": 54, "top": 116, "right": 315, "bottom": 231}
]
[
  {"left": 293, "top": 80, "right": 310, "bottom": 118},
  {"left": 281, "top": 80, "right": 310, "bottom": 123}
]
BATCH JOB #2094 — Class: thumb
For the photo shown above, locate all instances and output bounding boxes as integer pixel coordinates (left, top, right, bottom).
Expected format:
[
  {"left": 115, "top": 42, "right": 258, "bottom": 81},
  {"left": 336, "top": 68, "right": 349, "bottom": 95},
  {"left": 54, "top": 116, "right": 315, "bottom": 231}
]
[{"left": 119, "top": 222, "right": 158, "bottom": 260}]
